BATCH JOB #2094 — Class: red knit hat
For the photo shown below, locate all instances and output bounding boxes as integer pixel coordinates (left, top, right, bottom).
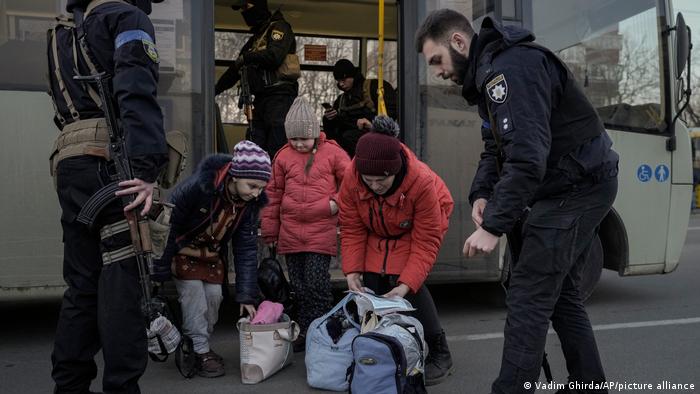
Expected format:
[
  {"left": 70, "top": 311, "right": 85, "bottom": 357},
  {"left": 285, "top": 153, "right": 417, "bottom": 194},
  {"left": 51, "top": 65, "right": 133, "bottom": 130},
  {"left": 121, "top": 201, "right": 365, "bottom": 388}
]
[{"left": 354, "top": 116, "right": 403, "bottom": 176}]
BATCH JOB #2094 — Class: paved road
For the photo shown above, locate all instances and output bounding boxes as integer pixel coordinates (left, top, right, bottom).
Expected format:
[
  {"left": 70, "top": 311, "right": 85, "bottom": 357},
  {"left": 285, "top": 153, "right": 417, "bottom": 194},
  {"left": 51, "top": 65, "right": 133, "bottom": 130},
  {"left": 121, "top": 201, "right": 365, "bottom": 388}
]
[{"left": 2, "top": 216, "right": 699, "bottom": 393}]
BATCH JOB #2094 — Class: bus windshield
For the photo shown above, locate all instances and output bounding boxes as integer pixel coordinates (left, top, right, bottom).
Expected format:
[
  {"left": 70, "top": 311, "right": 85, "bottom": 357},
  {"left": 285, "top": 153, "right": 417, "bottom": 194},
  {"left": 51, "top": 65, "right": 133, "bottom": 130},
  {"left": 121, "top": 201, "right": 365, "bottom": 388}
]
[{"left": 532, "top": 0, "right": 663, "bottom": 133}]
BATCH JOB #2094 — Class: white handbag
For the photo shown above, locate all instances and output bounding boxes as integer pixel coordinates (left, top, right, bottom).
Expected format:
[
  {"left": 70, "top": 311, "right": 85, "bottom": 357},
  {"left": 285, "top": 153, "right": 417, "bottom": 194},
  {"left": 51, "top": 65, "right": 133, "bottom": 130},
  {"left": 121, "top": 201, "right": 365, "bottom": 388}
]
[{"left": 237, "top": 314, "right": 300, "bottom": 384}]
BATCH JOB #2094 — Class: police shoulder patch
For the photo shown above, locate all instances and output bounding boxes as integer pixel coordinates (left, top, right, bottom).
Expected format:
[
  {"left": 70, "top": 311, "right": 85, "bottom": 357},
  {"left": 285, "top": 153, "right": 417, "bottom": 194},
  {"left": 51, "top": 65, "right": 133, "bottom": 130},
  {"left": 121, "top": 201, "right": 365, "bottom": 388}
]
[
  {"left": 271, "top": 29, "right": 285, "bottom": 41},
  {"left": 485, "top": 73, "right": 508, "bottom": 104},
  {"left": 142, "top": 39, "right": 159, "bottom": 63}
]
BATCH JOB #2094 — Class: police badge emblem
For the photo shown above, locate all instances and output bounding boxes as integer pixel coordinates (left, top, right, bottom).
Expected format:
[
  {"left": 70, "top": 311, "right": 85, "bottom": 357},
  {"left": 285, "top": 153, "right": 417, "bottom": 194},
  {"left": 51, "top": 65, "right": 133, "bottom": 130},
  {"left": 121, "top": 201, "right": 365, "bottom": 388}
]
[
  {"left": 271, "top": 29, "right": 285, "bottom": 41},
  {"left": 142, "top": 39, "right": 159, "bottom": 63},
  {"left": 486, "top": 74, "right": 508, "bottom": 103}
]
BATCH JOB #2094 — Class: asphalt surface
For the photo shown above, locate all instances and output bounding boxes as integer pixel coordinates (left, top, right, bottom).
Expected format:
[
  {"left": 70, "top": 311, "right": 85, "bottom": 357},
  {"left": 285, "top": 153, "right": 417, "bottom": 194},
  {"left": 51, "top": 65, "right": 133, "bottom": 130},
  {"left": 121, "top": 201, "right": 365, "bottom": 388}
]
[{"left": 2, "top": 216, "right": 699, "bottom": 393}]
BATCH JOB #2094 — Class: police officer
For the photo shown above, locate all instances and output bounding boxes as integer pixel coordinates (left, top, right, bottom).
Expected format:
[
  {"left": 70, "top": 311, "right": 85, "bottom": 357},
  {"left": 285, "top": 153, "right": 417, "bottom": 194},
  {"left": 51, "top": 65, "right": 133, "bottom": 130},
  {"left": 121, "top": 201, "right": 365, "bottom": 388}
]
[
  {"left": 215, "top": 0, "right": 299, "bottom": 158},
  {"left": 322, "top": 59, "right": 398, "bottom": 157},
  {"left": 48, "top": 0, "right": 168, "bottom": 392},
  {"left": 416, "top": 10, "right": 619, "bottom": 394}
]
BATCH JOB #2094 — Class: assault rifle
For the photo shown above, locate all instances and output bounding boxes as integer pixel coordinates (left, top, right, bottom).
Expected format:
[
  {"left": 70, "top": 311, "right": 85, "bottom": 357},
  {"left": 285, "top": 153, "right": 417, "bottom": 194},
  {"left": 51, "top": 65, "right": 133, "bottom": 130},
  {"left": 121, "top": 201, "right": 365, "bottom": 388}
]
[
  {"left": 238, "top": 65, "right": 254, "bottom": 140},
  {"left": 73, "top": 72, "right": 155, "bottom": 318}
]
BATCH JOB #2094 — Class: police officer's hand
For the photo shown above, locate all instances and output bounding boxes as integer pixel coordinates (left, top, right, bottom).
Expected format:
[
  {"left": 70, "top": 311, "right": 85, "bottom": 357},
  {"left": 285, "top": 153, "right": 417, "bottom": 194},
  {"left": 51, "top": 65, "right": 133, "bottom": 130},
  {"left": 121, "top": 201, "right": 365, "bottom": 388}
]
[
  {"left": 116, "top": 178, "right": 157, "bottom": 216},
  {"left": 463, "top": 228, "right": 499, "bottom": 258},
  {"left": 357, "top": 118, "right": 372, "bottom": 130},
  {"left": 346, "top": 272, "right": 364, "bottom": 293},
  {"left": 240, "top": 304, "right": 257, "bottom": 319},
  {"left": 471, "top": 198, "right": 488, "bottom": 227},
  {"left": 324, "top": 109, "right": 338, "bottom": 120}
]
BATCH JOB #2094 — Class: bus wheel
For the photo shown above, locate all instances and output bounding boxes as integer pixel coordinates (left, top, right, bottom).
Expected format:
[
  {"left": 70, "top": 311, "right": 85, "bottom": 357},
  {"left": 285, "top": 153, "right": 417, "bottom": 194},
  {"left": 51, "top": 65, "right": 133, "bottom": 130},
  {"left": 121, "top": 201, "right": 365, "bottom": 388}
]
[{"left": 579, "top": 235, "right": 604, "bottom": 301}]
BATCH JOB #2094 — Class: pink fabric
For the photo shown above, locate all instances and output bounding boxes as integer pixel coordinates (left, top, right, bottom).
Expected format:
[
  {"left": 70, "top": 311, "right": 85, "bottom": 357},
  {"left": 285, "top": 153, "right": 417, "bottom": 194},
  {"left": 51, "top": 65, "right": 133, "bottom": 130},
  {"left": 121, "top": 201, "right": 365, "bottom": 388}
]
[
  {"left": 251, "top": 301, "right": 284, "bottom": 325},
  {"left": 261, "top": 133, "right": 351, "bottom": 256}
]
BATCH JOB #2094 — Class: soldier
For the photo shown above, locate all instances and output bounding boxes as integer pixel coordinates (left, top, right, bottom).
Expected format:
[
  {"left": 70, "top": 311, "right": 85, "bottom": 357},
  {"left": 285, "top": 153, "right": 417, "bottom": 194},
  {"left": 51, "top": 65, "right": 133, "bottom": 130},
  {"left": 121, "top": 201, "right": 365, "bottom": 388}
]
[
  {"left": 215, "top": 0, "right": 299, "bottom": 158},
  {"left": 416, "top": 10, "right": 619, "bottom": 394},
  {"left": 47, "top": 0, "right": 168, "bottom": 392}
]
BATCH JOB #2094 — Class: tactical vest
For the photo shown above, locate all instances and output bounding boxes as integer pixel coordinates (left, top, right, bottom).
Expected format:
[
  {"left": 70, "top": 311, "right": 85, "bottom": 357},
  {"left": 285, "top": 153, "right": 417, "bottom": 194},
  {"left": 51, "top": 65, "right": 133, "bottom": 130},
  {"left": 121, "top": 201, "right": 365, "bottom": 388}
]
[
  {"left": 250, "top": 21, "right": 300, "bottom": 84},
  {"left": 476, "top": 40, "right": 603, "bottom": 169},
  {"left": 47, "top": 0, "right": 128, "bottom": 181}
]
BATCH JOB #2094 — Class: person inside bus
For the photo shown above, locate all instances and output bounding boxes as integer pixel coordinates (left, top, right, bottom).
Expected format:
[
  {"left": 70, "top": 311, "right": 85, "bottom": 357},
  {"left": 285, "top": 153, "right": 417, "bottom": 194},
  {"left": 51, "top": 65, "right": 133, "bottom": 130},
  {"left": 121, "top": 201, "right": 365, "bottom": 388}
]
[
  {"left": 338, "top": 116, "right": 455, "bottom": 386},
  {"left": 261, "top": 97, "right": 351, "bottom": 352},
  {"left": 215, "top": 0, "right": 299, "bottom": 159},
  {"left": 416, "top": 9, "right": 619, "bottom": 394},
  {"left": 153, "top": 141, "right": 270, "bottom": 378},
  {"left": 48, "top": 0, "right": 168, "bottom": 392},
  {"left": 322, "top": 59, "right": 398, "bottom": 157}
]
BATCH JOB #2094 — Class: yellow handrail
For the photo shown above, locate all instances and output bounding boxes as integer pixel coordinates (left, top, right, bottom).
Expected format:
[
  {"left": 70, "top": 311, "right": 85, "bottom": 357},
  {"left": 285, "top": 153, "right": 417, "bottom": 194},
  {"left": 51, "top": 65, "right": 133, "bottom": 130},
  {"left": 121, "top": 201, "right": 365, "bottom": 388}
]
[{"left": 376, "top": 0, "right": 387, "bottom": 116}]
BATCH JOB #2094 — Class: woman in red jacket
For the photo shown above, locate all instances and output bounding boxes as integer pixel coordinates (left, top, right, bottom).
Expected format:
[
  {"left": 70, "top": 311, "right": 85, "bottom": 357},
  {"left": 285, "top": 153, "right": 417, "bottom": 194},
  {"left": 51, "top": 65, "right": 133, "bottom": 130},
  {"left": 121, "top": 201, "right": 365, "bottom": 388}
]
[
  {"left": 338, "top": 116, "right": 455, "bottom": 386},
  {"left": 261, "top": 97, "right": 351, "bottom": 352}
]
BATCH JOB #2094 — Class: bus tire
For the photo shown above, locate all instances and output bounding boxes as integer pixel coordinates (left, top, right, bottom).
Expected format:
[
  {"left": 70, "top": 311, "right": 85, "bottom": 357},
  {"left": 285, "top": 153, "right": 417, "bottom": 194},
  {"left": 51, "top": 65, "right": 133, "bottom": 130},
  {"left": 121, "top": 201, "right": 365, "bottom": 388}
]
[{"left": 579, "top": 234, "right": 604, "bottom": 301}]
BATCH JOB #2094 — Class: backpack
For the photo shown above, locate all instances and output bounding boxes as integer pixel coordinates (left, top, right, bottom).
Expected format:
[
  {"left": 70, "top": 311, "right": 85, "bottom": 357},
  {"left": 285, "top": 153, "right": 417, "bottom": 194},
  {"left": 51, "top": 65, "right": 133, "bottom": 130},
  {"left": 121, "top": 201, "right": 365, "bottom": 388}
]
[
  {"left": 348, "top": 314, "right": 427, "bottom": 394},
  {"left": 257, "top": 248, "right": 296, "bottom": 319}
]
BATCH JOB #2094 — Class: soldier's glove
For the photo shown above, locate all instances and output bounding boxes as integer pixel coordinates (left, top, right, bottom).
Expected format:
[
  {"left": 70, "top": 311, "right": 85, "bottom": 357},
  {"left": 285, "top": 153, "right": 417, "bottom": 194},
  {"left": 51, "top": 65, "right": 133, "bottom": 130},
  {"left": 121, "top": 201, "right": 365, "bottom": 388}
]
[{"left": 235, "top": 55, "right": 245, "bottom": 70}]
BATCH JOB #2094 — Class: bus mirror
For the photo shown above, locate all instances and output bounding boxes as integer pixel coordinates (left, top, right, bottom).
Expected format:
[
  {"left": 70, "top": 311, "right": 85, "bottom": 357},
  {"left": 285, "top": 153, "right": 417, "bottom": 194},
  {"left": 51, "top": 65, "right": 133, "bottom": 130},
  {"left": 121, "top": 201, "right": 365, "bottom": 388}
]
[{"left": 675, "top": 12, "right": 690, "bottom": 79}]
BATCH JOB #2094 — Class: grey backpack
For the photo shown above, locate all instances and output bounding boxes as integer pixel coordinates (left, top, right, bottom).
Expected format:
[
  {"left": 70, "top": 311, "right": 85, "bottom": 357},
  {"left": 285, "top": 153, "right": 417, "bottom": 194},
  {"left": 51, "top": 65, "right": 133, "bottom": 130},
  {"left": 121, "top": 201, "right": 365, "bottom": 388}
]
[{"left": 348, "top": 314, "right": 427, "bottom": 394}]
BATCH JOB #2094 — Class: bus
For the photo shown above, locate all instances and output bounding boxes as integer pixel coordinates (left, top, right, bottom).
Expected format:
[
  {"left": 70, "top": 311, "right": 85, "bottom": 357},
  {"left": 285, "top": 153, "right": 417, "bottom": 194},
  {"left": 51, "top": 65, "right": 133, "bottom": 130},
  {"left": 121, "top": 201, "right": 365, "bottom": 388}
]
[{"left": 0, "top": 0, "right": 693, "bottom": 300}]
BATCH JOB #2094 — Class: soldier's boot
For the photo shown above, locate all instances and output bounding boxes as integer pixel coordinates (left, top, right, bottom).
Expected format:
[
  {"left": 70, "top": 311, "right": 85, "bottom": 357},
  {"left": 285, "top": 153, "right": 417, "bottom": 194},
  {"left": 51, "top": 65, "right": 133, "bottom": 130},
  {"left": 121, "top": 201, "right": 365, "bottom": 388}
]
[{"left": 425, "top": 330, "right": 454, "bottom": 386}]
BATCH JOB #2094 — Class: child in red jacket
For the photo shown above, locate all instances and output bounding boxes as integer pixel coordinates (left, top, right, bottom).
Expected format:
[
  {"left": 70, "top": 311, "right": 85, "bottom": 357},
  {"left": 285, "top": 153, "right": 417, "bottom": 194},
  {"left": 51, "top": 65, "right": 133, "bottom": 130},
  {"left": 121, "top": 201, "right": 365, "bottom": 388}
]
[{"left": 261, "top": 97, "right": 351, "bottom": 352}]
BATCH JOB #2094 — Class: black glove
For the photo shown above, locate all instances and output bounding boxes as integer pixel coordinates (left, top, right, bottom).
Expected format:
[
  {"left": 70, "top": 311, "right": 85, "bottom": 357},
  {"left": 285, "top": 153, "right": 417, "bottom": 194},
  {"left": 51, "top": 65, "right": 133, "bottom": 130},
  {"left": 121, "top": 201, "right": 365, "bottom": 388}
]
[{"left": 150, "top": 258, "right": 172, "bottom": 283}]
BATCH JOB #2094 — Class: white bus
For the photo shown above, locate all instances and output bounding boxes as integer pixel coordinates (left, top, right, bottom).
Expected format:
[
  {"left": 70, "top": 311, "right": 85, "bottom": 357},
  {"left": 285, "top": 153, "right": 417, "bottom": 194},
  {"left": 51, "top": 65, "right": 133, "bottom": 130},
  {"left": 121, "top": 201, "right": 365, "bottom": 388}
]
[{"left": 0, "top": 0, "right": 693, "bottom": 300}]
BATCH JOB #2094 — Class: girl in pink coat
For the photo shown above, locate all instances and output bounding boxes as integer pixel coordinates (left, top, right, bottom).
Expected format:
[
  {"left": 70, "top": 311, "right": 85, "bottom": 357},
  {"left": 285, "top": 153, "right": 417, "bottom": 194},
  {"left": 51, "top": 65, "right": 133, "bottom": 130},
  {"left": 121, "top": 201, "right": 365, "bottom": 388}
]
[{"left": 261, "top": 97, "right": 350, "bottom": 351}]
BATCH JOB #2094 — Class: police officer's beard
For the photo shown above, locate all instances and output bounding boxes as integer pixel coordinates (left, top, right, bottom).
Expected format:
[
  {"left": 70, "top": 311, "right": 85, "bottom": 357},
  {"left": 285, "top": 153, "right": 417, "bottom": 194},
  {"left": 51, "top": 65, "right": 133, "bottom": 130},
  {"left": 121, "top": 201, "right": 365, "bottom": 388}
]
[
  {"left": 242, "top": 6, "right": 271, "bottom": 27},
  {"left": 448, "top": 45, "right": 470, "bottom": 85}
]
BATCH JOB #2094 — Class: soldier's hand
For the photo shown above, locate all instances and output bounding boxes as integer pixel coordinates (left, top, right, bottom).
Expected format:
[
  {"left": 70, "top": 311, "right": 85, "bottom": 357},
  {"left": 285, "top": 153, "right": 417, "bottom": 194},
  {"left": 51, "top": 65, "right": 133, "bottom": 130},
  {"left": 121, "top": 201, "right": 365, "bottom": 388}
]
[
  {"left": 324, "top": 109, "right": 338, "bottom": 120},
  {"left": 463, "top": 227, "right": 499, "bottom": 258},
  {"left": 471, "top": 198, "right": 488, "bottom": 227},
  {"left": 116, "top": 178, "right": 156, "bottom": 216}
]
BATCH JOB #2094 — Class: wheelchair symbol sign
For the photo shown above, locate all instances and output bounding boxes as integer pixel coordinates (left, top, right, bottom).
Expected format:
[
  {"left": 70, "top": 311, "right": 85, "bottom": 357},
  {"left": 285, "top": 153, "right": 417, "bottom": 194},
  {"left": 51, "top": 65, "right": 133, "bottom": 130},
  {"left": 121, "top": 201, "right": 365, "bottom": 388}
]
[{"left": 637, "top": 164, "right": 652, "bottom": 182}]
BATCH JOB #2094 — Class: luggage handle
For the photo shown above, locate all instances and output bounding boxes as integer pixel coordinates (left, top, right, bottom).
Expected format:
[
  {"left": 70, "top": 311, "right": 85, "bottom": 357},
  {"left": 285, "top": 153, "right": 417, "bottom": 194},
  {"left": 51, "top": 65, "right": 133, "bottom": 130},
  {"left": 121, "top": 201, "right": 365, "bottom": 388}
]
[
  {"left": 313, "top": 293, "right": 361, "bottom": 330},
  {"left": 275, "top": 321, "right": 300, "bottom": 342}
]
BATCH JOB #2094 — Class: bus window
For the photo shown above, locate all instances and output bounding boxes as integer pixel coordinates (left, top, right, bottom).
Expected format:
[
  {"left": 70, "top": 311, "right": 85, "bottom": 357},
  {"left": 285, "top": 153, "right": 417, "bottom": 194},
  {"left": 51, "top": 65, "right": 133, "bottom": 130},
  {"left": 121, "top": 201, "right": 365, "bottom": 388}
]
[
  {"left": 0, "top": 1, "right": 62, "bottom": 91},
  {"left": 215, "top": 31, "right": 361, "bottom": 124},
  {"left": 532, "top": 0, "right": 663, "bottom": 133},
  {"left": 366, "top": 39, "right": 398, "bottom": 88}
]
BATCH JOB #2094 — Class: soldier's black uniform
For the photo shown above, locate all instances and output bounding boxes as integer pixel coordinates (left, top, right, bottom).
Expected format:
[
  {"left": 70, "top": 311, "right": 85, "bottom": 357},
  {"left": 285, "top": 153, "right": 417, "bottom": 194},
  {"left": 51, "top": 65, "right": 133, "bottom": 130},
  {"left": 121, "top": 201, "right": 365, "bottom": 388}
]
[
  {"left": 462, "top": 18, "right": 618, "bottom": 394},
  {"left": 215, "top": 1, "right": 298, "bottom": 158},
  {"left": 47, "top": 0, "right": 167, "bottom": 393}
]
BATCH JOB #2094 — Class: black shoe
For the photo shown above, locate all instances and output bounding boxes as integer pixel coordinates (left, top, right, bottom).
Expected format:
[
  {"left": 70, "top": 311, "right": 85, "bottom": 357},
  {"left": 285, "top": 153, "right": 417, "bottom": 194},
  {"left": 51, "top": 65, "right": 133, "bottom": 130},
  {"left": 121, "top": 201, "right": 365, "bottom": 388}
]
[
  {"left": 293, "top": 335, "right": 306, "bottom": 353},
  {"left": 424, "top": 330, "right": 454, "bottom": 386}
]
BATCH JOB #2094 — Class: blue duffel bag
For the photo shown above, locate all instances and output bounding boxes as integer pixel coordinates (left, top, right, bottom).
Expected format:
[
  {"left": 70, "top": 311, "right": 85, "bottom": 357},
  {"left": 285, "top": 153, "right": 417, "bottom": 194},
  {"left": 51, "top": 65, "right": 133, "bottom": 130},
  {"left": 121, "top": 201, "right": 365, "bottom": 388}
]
[{"left": 305, "top": 293, "right": 361, "bottom": 391}]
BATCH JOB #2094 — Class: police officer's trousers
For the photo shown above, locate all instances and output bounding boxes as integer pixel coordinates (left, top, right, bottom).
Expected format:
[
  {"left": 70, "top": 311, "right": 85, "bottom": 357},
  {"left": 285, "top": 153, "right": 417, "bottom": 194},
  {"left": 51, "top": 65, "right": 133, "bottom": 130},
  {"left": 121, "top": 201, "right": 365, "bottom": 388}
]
[
  {"left": 251, "top": 93, "right": 297, "bottom": 158},
  {"left": 51, "top": 156, "right": 147, "bottom": 394},
  {"left": 492, "top": 176, "right": 617, "bottom": 394}
]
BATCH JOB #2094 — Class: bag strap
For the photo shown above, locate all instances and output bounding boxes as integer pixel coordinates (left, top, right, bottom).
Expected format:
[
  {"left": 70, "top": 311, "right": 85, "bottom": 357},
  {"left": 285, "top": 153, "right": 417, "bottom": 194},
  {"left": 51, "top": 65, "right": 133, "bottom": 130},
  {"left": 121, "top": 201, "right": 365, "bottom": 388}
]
[
  {"left": 50, "top": 26, "right": 80, "bottom": 122},
  {"left": 313, "top": 293, "right": 360, "bottom": 330},
  {"left": 275, "top": 321, "right": 300, "bottom": 342}
]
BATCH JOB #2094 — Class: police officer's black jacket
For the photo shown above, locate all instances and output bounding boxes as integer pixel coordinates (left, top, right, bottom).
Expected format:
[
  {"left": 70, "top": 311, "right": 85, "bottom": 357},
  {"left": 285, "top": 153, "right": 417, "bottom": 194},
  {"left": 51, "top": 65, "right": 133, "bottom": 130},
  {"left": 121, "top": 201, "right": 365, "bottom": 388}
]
[
  {"left": 463, "top": 17, "right": 619, "bottom": 236},
  {"left": 49, "top": 0, "right": 168, "bottom": 183},
  {"left": 322, "top": 71, "right": 398, "bottom": 137},
  {"left": 215, "top": 10, "right": 297, "bottom": 97}
]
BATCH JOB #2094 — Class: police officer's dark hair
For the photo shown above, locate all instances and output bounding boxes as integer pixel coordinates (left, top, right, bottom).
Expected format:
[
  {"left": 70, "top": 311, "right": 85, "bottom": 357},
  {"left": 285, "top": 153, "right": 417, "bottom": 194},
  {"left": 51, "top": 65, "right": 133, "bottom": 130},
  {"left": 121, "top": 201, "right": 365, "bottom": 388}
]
[{"left": 415, "top": 9, "right": 475, "bottom": 53}]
